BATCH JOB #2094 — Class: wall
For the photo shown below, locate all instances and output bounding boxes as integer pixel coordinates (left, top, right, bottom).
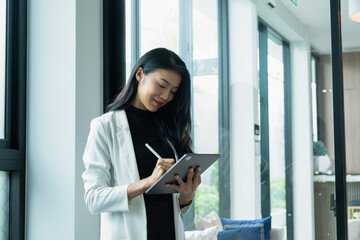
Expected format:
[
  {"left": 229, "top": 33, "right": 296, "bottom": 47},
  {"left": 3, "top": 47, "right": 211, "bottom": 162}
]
[
  {"left": 26, "top": 0, "right": 102, "bottom": 239},
  {"left": 228, "top": 0, "right": 260, "bottom": 220},
  {"left": 320, "top": 52, "right": 360, "bottom": 174}
]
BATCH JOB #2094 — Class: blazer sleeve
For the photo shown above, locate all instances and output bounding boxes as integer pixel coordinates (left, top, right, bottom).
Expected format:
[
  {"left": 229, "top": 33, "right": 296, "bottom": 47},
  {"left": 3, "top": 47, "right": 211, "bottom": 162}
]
[
  {"left": 82, "top": 117, "right": 130, "bottom": 215},
  {"left": 174, "top": 193, "right": 193, "bottom": 215}
]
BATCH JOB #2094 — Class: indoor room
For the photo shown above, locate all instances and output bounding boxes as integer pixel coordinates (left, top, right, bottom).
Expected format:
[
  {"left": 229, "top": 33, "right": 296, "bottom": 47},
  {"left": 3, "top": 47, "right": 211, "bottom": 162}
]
[{"left": 1, "top": 0, "right": 359, "bottom": 239}]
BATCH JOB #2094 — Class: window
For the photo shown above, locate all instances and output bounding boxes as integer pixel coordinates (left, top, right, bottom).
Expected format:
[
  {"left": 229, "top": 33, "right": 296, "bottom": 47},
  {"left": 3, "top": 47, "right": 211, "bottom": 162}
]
[
  {"left": 258, "top": 21, "right": 293, "bottom": 239},
  {"left": 0, "top": 0, "right": 27, "bottom": 239},
  {"left": 192, "top": 0, "right": 219, "bottom": 218},
  {"left": 140, "top": 0, "right": 179, "bottom": 55},
  {"left": 126, "top": 0, "right": 224, "bottom": 221}
]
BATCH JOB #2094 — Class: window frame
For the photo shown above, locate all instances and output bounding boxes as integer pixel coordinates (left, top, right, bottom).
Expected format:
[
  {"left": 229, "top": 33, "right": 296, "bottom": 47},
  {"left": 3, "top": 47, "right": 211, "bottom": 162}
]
[
  {"left": 0, "top": 0, "right": 27, "bottom": 239},
  {"left": 218, "top": 0, "right": 230, "bottom": 219},
  {"left": 103, "top": 0, "right": 126, "bottom": 111},
  {"left": 115, "top": 0, "right": 230, "bottom": 222},
  {"left": 258, "top": 19, "right": 293, "bottom": 240}
]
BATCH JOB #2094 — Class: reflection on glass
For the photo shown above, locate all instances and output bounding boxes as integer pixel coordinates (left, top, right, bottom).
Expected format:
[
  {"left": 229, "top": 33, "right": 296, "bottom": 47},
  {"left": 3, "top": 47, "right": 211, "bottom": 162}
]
[
  {"left": 311, "top": 56, "right": 318, "bottom": 142},
  {"left": 193, "top": 75, "right": 219, "bottom": 217},
  {"left": 192, "top": 0, "right": 219, "bottom": 218},
  {"left": 140, "top": 0, "right": 179, "bottom": 55},
  {"left": 341, "top": 0, "right": 360, "bottom": 231},
  {"left": 267, "top": 34, "right": 286, "bottom": 228},
  {"left": 0, "top": 171, "right": 9, "bottom": 240},
  {"left": 0, "top": 0, "right": 6, "bottom": 139}
]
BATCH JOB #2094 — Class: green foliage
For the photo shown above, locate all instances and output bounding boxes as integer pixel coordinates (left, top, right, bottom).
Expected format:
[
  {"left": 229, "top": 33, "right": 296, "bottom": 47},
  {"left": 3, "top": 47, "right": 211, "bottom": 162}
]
[
  {"left": 313, "top": 140, "right": 327, "bottom": 156},
  {"left": 194, "top": 161, "right": 219, "bottom": 217},
  {"left": 270, "top": 177, "right": 286, "bottom": 209}
]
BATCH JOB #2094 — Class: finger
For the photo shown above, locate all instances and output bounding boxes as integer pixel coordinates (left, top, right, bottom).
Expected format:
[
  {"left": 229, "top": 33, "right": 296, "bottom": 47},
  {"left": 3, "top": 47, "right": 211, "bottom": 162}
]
[
  {"left": 159, "top": 158, "right": 175, "bottom": 164},
  {"left": 193, "top": 167, "right": 201, "bottom": 186},
  {"left": 157, "top": 159, "right": 174, "bottom": 171},
  {"left": 194, "top": 175, "right": 202, "bottom": 188},
  {"left": 187, "top": 167, "right": 194, "bottom": 184},
  {"left": 174, "top": 174, "right": 185, "bottom": 187},
  {"left": 166, "top": 183, "right": 180, "bottom": 192},
  {"left": 162, "top": 163, "right": 174, "bottom": 171}
]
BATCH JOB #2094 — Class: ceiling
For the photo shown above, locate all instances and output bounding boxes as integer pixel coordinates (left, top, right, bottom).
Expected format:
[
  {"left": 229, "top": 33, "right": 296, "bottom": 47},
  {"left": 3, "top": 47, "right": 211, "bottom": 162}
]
[{"left": 278, "top": 0, "right": 360, "bottom": 54}]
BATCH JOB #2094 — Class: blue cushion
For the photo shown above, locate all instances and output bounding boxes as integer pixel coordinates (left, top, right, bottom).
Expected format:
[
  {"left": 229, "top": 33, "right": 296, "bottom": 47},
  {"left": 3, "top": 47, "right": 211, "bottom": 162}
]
[
  {"left": 220, "top": 216, "right": 271, "bottom": 240},
  {"left": 184, "top": 228, "right": 199, "bottom": 232},
  {"left": 218, "top": 225, "right": 264, "bottom": 240}
]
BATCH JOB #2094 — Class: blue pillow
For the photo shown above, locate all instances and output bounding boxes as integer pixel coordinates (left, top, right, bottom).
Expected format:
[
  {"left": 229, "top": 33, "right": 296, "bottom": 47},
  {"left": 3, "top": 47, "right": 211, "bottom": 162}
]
[
  {"left": 218, "top": 225, "right": 264, "bottom": 240},
  {"left": 220, "top": 216, "right": 271, "bottom": 240}
]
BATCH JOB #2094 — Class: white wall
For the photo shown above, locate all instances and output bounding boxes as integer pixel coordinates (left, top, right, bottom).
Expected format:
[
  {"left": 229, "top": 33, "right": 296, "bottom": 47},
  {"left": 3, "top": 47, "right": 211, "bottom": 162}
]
[
  {"left": 228, "top": 0, "right": 261, "bottom": 220},
  {"left": 27, "top": 0, "right": 102, "bottom": 239}
]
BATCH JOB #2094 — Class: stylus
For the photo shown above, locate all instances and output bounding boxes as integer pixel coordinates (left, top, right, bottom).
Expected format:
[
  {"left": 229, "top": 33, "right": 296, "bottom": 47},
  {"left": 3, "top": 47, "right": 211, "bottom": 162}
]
[{"left": 145, "top": 143, "right": 162, "bottom": 159}]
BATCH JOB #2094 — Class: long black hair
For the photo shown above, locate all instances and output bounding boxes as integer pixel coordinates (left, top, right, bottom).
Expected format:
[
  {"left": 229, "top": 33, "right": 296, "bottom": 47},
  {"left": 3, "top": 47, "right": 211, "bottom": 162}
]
[{"left": 107, "top": 48, "right": 192, "bottom": 155}]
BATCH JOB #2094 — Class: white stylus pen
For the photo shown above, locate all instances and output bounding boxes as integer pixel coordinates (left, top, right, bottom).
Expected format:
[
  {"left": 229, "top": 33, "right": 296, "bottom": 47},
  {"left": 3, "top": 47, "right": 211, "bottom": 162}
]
[{"left": 145, "top": 143, "right": 162, "bottom": 159}]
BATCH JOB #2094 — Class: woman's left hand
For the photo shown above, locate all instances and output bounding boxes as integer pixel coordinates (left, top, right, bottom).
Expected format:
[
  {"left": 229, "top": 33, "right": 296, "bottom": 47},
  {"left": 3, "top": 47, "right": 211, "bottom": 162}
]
[{"left": 166, "top": 166, "right": 201, "bottom": 205}]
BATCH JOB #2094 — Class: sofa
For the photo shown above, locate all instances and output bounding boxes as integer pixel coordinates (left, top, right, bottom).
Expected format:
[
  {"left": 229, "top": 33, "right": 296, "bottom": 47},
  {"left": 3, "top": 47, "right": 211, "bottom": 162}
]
[{"left": 185, "top": 211, "right": 286, "bottom": 240}]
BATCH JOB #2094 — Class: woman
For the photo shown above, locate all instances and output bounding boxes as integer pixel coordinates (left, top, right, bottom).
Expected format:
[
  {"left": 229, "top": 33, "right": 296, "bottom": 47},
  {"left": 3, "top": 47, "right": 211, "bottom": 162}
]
[{"left": 82, "top": 48, "right": 201, "bottom": 240}]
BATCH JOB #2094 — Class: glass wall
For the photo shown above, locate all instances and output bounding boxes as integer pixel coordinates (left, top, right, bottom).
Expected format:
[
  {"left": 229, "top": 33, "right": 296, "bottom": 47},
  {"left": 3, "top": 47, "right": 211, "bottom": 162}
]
[
  {"left": 140, "top": 0, "right": 179, "bottom": 55},
  {"left": 341, "top": 1, "right": 360, "bottom": 239},
  {"left": 267, "top": 31, "right": 286, "bottom": 228},
  {"left": 192, "top": 0, "right": 219, "bottom": 218},
  {"left": 310, "top": 1, "right": 337, "bottom": 239}
]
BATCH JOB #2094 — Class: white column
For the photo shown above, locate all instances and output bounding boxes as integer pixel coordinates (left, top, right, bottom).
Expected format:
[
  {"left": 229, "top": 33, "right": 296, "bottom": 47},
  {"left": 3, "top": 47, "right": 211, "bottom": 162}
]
[
  {"left": 27, "top": 0, "right": 76, "bottom": 239},
  {"left": 27, "top": 0, "right": 102, "bottom": 239},
  {"left": 228, "top": 0, "right": 261, "bottom": 220},
  {"left": 291, "top": 41, "right": 315, "bottom": 240}
]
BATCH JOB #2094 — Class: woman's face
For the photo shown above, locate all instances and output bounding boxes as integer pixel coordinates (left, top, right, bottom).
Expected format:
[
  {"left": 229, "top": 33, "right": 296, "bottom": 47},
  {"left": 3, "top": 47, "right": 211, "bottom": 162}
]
[{"left": 132, "top": 68, "right": 181, "bottom": 112}]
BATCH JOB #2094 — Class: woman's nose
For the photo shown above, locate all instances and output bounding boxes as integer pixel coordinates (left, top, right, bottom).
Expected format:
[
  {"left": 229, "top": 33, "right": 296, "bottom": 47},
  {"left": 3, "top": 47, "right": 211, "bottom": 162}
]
[{"left": 160, "top": 89, "right": 172, "bottom": 101}]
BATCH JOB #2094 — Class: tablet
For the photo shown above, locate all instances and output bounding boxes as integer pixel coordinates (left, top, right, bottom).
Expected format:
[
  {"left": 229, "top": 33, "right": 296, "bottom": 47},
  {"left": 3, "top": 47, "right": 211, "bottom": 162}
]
[{"left": 145, "top": 153, "right": 220, "bottom": 194}]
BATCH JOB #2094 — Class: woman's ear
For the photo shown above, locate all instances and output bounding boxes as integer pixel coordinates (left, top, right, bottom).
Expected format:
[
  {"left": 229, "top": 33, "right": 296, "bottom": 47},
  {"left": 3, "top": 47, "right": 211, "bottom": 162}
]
[{"left": 135, "top": 67, "right": 143, "bottom": 81}]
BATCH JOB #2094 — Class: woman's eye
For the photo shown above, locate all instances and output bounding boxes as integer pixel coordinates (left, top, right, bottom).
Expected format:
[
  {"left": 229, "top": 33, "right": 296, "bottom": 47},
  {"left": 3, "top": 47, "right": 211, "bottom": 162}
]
[
  {"left": 170, "top": 91, "right": 176, "bottom": 95},
  {"left": 158, "top": 83, "right": 165, "bottom": 88}
]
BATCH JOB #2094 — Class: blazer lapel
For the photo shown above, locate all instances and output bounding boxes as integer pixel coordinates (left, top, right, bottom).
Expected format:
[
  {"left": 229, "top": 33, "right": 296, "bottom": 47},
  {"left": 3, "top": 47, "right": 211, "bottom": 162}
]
[{"left": 115, "top": 110, "right": 140, "bottom": 183}]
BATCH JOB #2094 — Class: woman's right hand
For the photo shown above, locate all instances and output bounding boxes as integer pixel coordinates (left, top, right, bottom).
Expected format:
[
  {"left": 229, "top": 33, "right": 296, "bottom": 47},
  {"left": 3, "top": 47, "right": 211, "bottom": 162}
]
[
  {"left": 127, "top": 158, "right": 174, "bottom": 201},
  {"left": 146, "top": 158, "right": 175, "bottom": 187}
]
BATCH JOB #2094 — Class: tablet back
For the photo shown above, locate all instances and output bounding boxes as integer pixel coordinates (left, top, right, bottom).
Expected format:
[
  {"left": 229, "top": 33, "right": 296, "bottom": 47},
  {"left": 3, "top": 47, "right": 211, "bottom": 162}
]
[{"left": 145, "top": 153, "right": 220, "bottom": 194}]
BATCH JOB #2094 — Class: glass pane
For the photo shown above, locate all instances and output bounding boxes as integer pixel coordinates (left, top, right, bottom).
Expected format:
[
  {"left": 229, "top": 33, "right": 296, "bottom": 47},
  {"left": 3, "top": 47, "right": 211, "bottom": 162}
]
[
  {"left": 140, "top": 0, "right": 179, "bottom": 55},
  {"left": 311, "top": 56, "right": 318, "bottom": 142},
  {"left": 193, "top": 75, "right": 219, "bottom": 217},
  {"left": 0, "top": 0, "right": 6, "bottom": 139},
  {"left": 267, "top": 33, "right": 286, "bottom": 228},
  {"left": 0, "top": 171, "right": 9, "bottom": 240},
  {"left": 311, "top": 1, "right": 336, "bottom": 238},
  {"left": 192, "top": 0, "right": 219, "bottom": 218},
  {"left": 341, "top": 0, "right": 360, "bottom": 237}
]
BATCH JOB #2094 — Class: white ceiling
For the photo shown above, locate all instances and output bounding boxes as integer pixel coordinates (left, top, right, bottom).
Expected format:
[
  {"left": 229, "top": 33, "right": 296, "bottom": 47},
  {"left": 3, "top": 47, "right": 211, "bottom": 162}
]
[{"left": 278, "top": 0, "right": 360, "bottom": 54}]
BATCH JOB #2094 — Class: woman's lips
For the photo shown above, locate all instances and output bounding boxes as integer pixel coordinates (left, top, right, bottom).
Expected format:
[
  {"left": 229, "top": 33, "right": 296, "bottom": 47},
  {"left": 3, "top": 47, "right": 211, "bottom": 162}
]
[{"left": 153, "top": 99, "right": 163, "bottom": 107}]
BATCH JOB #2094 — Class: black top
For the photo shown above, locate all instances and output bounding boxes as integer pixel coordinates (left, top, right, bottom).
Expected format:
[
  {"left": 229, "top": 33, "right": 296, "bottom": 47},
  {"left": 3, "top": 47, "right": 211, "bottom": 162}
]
[{"left": 125, "top": 105, "right": 176, "bottom": 240}]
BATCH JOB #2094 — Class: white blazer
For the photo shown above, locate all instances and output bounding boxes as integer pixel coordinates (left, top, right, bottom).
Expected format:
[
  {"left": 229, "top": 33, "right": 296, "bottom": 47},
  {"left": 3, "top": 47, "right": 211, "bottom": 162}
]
[{"left": 82, "top": 110, "right": 191, "bottom": 240}]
